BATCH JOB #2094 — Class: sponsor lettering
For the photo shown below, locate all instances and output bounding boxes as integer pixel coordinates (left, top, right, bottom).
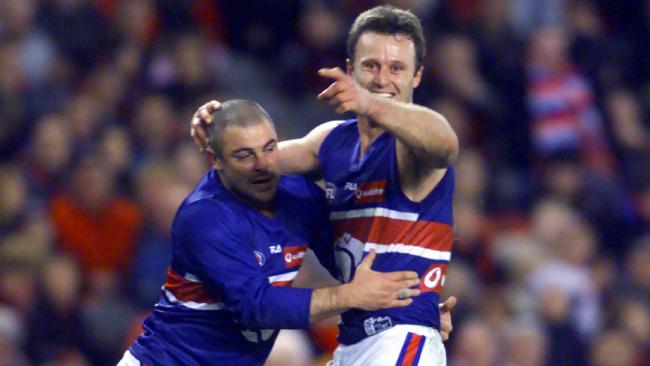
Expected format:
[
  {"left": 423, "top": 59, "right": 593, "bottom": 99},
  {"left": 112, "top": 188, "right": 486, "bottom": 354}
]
[
  {"left": 283, "top": 245, "right": 307, "bottom": 268},
  {"left": 419, "top": 263, "right": 448, "bottom": 293},
  {"left": 354, "top": 180, "right": 386, "bottom": 204}
]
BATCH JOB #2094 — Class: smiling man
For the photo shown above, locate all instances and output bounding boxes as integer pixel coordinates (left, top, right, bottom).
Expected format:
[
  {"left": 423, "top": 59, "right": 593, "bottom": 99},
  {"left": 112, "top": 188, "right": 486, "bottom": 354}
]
[
  {"left": 119, "top": 100, "right": 422, "bottom": 366},
  {"left": 192, "top": 6, "right": 459, "bottom": 365}
]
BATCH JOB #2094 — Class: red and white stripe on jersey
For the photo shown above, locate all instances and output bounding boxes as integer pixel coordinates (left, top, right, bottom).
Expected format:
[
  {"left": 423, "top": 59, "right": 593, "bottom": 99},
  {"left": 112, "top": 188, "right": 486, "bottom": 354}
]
[
  {"left": 330, "top": 207, "right": 453, "bottom": 261},
  {"left": 162, "top": 267, "right": 224, "bottom": 311},
  {"left": 268, "top": 270, "right": 298, "bottom": 287}
]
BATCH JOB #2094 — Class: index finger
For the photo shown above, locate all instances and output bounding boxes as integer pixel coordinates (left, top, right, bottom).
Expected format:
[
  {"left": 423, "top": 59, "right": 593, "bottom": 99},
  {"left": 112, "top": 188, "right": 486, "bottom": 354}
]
[{"left": 318, "top": 67, "right": 347, "bottom": 81}]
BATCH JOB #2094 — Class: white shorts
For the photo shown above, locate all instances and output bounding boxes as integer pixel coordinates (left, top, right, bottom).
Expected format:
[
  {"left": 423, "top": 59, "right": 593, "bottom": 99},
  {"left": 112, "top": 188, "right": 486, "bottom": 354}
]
[
  {"left": 116, "top": 350, "right": 142, "bottom": 366},
  {"left": 329, "top": 325, "right": 446, "bottom": 366}
]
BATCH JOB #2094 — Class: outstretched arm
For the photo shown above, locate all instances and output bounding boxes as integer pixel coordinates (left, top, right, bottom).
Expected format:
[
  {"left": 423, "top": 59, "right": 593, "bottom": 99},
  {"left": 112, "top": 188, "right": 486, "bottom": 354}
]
[
  {"left": 189, "top": 100, "right": 341, "bottom": 175},
  {"left": 180, "top": 202, "right": 420, "bottom": 329},
  {"left": 310, "top": 250, "right": 420, "bottom": 322},
  {"left": 317, "top": 67, "right": 459, "bottom": 168},
  {"left": 277, "top": 120, "right": 343, "bottom": 175}
]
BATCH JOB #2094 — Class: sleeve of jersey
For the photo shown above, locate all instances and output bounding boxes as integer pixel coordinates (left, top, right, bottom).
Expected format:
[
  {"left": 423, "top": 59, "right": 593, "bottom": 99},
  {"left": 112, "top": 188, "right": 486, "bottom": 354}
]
[
  {"left": 304, "top": 182, "right": 340, "bottom": 281},
  {"left": 176, "top": 201, "right": 313, "bottom": 329}
]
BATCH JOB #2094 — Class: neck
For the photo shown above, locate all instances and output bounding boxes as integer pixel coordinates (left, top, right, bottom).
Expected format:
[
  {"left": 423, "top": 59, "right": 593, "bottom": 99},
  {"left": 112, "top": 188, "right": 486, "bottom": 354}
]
[{"left": 357, "top": 115, "right": 386, "bottom": 159}]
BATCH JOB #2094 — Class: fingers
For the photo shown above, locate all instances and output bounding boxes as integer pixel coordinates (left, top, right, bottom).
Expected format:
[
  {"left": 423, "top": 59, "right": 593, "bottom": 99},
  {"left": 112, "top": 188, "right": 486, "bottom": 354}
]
[
  {"left": 440, "top": 330, "right": 450, "bottom": 342},
  {"left": 191, "top": 100, "right": 221, "bottom": 153},
  {"left": 192, "top": 131, "right": 205, "bottom": 153},
  {"left": 439, "top": 296, "right": 457, "bottom": 312},
  {"left": 384, "top": 270, "right": 419, "bottom": 281},
  {"left": 387, "top": 298, "right": 413, "bottom": 308},
  {"left": 357, "top": 249, "right": 376, "bottom": 270},
  {"left": 396, "top": 288, "right": 421, "bottom": 300},
  {"left": 318, "top": 67, "right": 347, "bottom": 81},
  {"left": 317, "top": 82, "right": 338, "bottom": 101},
  {"left": 317, "top": 68, "right": 351, "bottom": 102},
  {"left": 195, "top": 100, "right": 221, "bottom": 126},
  {"left": 200, "top": 100, "right": 222, "bottom": 122}
]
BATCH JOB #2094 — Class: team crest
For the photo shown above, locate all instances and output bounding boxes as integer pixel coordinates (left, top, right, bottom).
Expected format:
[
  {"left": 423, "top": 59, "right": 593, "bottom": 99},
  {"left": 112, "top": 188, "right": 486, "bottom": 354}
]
[{"left": 254, "top": 251, "right": 266, "bottom": 266}]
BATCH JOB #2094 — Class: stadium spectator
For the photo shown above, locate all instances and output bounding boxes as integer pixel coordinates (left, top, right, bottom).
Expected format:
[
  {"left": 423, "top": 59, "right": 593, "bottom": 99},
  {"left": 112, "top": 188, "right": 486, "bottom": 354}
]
[{"left": 49, "top": 154, "right": 142, "bottom": 276}]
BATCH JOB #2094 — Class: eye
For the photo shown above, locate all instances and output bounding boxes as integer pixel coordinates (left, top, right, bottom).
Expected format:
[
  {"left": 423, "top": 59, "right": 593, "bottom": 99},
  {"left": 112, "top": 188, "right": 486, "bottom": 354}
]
[
  {"left": 390, "top": 64, "right": 405, "bottom": 73},
  {"left": 263, "top": 143, "right": 276, "bottom": 153},
  {"left": 234, "top": 151, "right": 253, "bottom": 160},
  {"left": 362, "top": 62, "right": 378, "bottom": 71}
]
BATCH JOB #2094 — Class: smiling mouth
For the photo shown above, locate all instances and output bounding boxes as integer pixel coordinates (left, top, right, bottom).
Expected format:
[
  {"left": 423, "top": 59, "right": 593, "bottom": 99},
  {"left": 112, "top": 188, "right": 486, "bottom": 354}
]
[{"left": 371, "top": 92, "right": 395, "bottom": 99}]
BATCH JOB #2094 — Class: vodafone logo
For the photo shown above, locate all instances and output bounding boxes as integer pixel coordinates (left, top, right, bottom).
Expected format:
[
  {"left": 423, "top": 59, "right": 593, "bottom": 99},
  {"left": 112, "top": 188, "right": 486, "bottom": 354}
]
[
  {"left": 283, "top": 245, "right": 307, "bottom": 268},
  {"left": 424, "top": 267, "right": 442, "bottom": 288},
  {"left": 355, "top": 187, "right": 384, "bottom": 199},
  {"left": 354, "top": 180, "right": 386, "bottom": 204},
  {"left": 419, "top": 263, "right": 448, "bottom": 293}
]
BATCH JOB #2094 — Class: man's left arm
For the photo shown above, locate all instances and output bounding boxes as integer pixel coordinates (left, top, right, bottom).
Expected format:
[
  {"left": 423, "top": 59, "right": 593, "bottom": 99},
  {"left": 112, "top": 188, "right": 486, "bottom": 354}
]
[{"left": 366, "top": 98, "right": 459, "bottom": 168}]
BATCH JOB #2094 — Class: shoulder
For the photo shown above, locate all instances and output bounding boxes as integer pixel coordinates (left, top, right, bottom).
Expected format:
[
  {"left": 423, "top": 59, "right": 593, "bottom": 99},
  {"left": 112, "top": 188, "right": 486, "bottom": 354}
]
[
  {"left": 306, "top": 120, "right": 350, "bottom": 147},
  {"left": 313, "top": 119, "right": 350, "bottom": 135},
  {"left": 174, "top": 195, "right": 245, "bottom": 237},
  {"left": 319, "top": 119, "right": 356, "bottom": 137}
]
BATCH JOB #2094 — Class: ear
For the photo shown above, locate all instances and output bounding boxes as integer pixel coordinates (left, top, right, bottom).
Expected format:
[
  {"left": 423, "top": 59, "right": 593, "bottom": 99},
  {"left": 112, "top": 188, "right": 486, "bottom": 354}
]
[
  {"left": 346, "top": 59, "right": 353, "bottom": 75},
  {"left": 206, "top": 147, "right": 223, "bottom": 169},
  {"left": 413, "top": 65, "right": 424, "bottom": 89}
]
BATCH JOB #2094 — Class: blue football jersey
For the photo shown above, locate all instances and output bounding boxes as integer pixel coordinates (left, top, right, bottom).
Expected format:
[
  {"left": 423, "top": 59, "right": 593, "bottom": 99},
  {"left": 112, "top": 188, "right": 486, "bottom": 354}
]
[
  {"left": 319, "top": 119, "right": 455, "bottom": 345},
  {"left": 129, "top": 169, "right": 336, "bottom": 365}
]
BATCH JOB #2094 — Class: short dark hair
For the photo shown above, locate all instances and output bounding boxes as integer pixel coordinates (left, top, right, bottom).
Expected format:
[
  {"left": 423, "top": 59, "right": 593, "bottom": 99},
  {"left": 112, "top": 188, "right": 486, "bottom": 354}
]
[
  {"left": 347, "top": 5, "right": 426, "bottom": 70},
  {"left": 206, "top": 100, "right": 274, "bottom": 155}
]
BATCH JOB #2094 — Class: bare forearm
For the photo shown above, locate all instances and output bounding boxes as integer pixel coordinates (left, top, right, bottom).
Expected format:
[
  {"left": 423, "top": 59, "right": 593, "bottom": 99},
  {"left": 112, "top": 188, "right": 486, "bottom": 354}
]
[
  {"left": 367, "top": 99, "right": 459, "bottom": 167},
  {"left": 309, "top": 284, "right": 353, "bottom": 322},
  {"left": 278, "top": 140, "right": 318, "bottom": 175},
  {"left": 277, "top": 121, "right": 342, "bottom": 175}
]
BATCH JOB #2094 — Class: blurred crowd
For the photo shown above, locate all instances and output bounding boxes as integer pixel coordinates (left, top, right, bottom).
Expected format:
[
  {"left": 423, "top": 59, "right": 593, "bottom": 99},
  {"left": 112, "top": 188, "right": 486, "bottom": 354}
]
[{"left": 0, "top": 0, "right": 648, "bottom": 365}]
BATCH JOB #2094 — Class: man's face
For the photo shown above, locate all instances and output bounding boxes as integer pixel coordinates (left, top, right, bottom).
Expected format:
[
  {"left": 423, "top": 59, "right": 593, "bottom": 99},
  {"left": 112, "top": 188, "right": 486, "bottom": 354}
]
[
  {"left": 213, "top": 120, "right": 279, "bottom": 206},
  {"left": 348, "top": 32, "right": 423, "bottom": 104}
]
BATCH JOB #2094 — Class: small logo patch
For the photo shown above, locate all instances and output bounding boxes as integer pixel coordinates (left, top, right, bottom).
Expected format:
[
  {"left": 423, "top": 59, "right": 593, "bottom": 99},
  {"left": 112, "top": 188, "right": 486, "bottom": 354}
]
[
  {"left": 325, "top": 181, "right": 337, "bottom": 202},
  {"left": 254, "top": 251, "right": 266, "bottom": 266},
  {"left": 363, "top": 316, "right": 393, "bottom": 336}
]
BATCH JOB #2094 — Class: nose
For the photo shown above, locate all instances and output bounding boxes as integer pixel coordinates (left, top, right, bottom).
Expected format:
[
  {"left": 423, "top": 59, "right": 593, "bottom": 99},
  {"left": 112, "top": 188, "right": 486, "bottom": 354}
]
[
  {"left": 372, "top": 66, "right": 390, "bottom": 87},
  {"left": 254, "top": 153, "right": 271, "bottom": 171}
]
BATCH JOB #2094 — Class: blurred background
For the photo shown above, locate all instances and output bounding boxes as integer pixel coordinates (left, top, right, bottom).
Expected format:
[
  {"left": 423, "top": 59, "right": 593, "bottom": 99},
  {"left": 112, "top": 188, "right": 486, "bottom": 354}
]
[{"left": 0, "top": 0, "right": 648, "bottom": 365}]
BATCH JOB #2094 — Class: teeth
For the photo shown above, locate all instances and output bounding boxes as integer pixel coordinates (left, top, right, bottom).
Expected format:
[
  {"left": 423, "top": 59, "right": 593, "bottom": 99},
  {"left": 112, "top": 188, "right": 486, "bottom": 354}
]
[{"left": 372, "top": 92, "right": 393, "bottom": 98}]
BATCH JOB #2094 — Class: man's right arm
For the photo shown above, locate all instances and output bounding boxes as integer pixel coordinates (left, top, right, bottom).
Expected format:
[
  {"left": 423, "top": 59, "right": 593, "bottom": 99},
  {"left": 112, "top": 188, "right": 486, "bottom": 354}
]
[
  {"left": 277, "top": 120, "right": 343, "bottom": 175},
  {"left": 178, "top": 201, "right": 419, "bottom": 329},
  {"left": 310, "top": 250, "right": 419, "bottom": 322},
  {"left": 190, "top": 100, "right": 342, "bottom": 175}
]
